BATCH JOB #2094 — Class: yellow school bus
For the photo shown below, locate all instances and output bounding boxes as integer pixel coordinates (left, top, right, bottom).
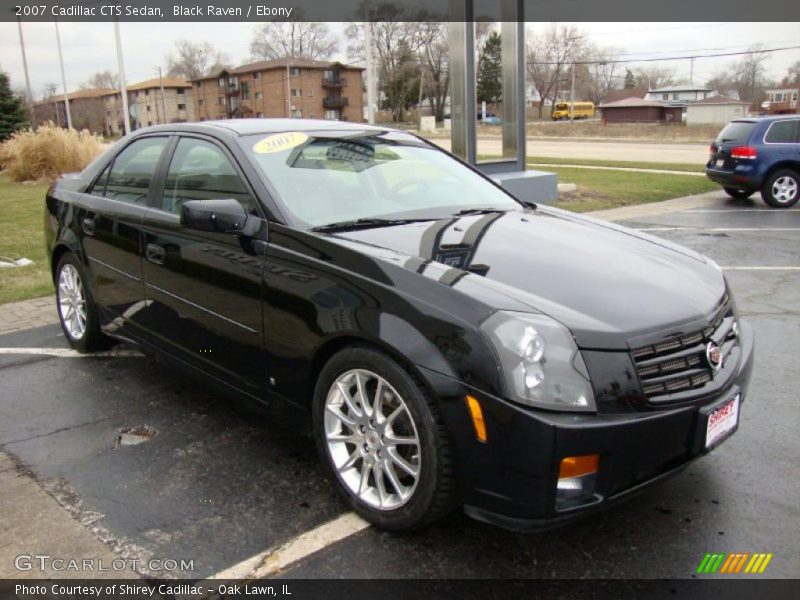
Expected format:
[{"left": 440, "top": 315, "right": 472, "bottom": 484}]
[{"left": 552, "top": 102, "right": 596, "bottom": 120}]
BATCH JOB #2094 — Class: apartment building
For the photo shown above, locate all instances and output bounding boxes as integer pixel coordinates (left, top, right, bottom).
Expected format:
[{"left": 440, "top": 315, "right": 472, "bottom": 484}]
[
  {"left": 192, "top": 58, "right": 364, "bottom": 122},
  {"left": 34, "top": 77, "right": 195, "bottom": 137}
]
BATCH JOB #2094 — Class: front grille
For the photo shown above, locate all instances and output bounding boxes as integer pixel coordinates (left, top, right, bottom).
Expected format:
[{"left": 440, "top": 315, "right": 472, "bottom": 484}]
[{"left": 631, "top": 296, "right": 739, "bottom": 403}]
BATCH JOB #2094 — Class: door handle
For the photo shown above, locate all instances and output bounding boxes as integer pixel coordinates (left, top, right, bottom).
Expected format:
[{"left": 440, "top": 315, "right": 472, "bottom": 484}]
[
  {"left": 82, "top": 218, "right": 95, "bottom": 236},
  {"left": 145, "top": 243, "right": 166, "bottom": 265}
]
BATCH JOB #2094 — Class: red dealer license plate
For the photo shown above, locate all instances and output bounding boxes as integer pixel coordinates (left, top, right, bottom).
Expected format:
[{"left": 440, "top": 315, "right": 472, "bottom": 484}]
[{"left": 705, "top": 394, "right": 740, "bottom": 449}]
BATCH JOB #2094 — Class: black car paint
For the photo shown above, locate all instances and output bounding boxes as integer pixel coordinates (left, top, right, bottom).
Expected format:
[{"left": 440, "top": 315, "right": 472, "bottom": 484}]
[{"left": 45, "top": 120, "right": 754, "bottom": 530}]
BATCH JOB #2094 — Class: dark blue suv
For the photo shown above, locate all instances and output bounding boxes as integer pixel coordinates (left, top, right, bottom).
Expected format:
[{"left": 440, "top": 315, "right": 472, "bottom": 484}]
[{"left": 706, "top": 116, "right": 800, "bottom": 208}]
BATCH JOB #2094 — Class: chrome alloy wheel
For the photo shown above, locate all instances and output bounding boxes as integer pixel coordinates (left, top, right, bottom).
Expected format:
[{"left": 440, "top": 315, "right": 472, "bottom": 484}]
[
  {"left": 324, "top": 369, "right": 421, "bottom": 510},
  {"left": 57, "top": 263, "right": 87, "bottom": 340},
  {"left": 772, "top": 175, "right": 798, "bottom": 204}
]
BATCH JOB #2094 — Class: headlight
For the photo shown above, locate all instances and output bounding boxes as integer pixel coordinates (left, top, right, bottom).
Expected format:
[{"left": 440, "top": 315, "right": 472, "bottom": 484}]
[{"left": 480, "top": 311, "right": 595, "bottom": 412}]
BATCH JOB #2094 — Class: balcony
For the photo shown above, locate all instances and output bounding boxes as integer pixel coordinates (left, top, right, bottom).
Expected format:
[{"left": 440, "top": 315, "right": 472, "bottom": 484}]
[
  {"left": 323, "top": 96, "right": 349, "bottom": 109},
  {"left": 225, "top": 83, "right": 239, "bottom": 95},
  {"left": 322, "top": 76, "right": 346, "bottom": 88}
]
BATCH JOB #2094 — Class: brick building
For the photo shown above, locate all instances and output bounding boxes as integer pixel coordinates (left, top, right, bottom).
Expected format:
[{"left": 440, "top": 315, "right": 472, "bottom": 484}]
[
  {"left": 106, "top": 77, "right": 195, "bottom": 136},
  {"left": 33, "top": 87, "right": 116, "bottom": 133},
  {"left": 192, "top": 58, "right": 364, "bottom": 122}
]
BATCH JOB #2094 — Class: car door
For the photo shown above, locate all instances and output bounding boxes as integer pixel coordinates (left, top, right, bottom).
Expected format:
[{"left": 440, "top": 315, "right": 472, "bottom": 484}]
[
  {"left": 81, "top": 135, "right": 170, "bottom": 330},
  {"left": 140, "top": 135, "right": 267, "bottom": 395}
]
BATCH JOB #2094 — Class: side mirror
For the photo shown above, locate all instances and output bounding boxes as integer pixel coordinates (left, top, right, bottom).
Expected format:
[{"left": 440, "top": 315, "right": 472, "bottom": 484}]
[{"left": 180, "top": 199, "right": 251, "bottom": 234}]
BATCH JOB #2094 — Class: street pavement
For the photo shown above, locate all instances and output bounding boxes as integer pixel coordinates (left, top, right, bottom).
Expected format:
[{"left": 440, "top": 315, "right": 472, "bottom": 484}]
[{"left": 0, "top": 192, "right": 797, "bottom": 580}]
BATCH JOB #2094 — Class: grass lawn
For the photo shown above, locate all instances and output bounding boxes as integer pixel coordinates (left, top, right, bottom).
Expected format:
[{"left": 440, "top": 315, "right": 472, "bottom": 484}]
[
  {"left": 0, "top": 175, "right": 53, "bottom": 304},
  {"left": 548, "top": 167, "right": 718, "bottom": 213},
  {"left": 527, "top": 156, "right": 706, "bottom": 173}
]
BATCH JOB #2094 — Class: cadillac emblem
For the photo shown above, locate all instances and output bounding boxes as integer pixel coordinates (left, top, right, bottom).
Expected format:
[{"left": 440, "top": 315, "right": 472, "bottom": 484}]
[{"left": 706, "top": 341, "right": 722, "bottom": 371}]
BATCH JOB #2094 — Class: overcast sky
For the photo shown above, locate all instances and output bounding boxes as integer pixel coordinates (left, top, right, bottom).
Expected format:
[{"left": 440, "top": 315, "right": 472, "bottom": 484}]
[{"left": 0, "top": 21, "right": 798, "bottom": 98}]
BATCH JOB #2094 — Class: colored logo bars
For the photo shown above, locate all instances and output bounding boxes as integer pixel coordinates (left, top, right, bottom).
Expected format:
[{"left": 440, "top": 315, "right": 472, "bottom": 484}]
[{"left": 697, "top": 552, "right": 773, "bottom": 574}]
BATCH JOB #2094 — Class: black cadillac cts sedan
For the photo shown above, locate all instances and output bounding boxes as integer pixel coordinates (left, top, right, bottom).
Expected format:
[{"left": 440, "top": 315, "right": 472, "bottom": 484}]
[{"left": 45, "top": 120, "right": 754, "bottom": 531}]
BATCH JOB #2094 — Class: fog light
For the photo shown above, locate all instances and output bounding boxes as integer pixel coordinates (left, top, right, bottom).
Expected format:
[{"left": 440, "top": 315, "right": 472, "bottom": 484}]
[{"left": 556, "top": 454, "right": 599, "bottom": 510}]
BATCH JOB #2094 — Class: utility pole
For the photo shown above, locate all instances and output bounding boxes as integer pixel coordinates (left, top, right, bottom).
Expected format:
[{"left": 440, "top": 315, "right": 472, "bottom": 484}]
[
  {"left": 690, "top": 57, "right": 695, "bottom": 85},
  {"left": 54, "top": 21, "right": 73, "bottom": 129},
  {"left": 114, "top": 20, "right": 131, "bottom": 135},
  {"left": 158, "top": 67, "right": 167, "bottom": 124},
  {"left": 569, "top": 63, "right": 576, "bottom": 121},
  {"left": 16, "top": 17, "right": 33, "bottom": 108},
  {"left": 286, "top": 62, "right": 291, "bottom": 117},
  {"left": 365, "top": 21, "right": 375, "bottom": 124}
]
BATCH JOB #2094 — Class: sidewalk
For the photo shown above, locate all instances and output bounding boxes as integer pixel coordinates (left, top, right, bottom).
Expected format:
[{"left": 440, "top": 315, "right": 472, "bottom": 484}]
[{"left": 0, "top": 296, "right": 58, "bottom": 335}]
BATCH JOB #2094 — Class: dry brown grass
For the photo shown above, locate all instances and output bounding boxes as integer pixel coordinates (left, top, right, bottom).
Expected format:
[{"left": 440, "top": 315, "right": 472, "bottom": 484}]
[{"left": 0, "top": 123, "right": 104, "bottom": 183}]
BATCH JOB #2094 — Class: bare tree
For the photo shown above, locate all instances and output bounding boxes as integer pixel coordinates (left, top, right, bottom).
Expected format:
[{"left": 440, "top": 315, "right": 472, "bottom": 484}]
[
  {"left": 250, "top": 21, "right": 338, "bottom": 61},
  {"left": 82, "top": 70, "right": 118, "bottom": 90},
  {"left": 417, "top": 22, "right": 450, "bottom": 121},
  {"left": 784, "top": 60, "right": 800, "bottom": 86},
  {"left": 733, "top": 47, "right": 771, "bottom": 103},
  {"left": 526, "top": 25, "right": 586, "bottom": 113},
  {"left": 166, "top": 40, "right": 229, "bottom": 80},
  {"left": 579, "top": 45, "right": 620, "bottom": 105},
  {"left": 633, "top": 66, "right": 675, "bottom": 91}
]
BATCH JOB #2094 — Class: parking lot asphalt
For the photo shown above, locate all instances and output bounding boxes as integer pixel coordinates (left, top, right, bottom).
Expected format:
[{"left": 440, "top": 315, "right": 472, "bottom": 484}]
[{"left": 0, "top": 192, "right": 798, "bottom": 580}]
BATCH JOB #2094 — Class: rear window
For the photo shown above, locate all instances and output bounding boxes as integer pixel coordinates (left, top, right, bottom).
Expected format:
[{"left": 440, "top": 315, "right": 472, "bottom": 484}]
[
  {"left": 715, "top": 121, "right": 756, "bottom": 145},
  {"left": 764, "top": 120, "right": 799, "bottom": 144}
]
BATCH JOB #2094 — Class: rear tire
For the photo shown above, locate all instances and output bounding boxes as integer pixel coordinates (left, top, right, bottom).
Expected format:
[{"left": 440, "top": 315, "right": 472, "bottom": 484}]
[
  {"left": 723, "top": 187, "right": 753, "bottom": 200},
  {"left": 55, "top": 253, "right": 111, "bottom": 353},
  {"left": 761, "top": 169, "right": 799, "bottom": 208},
  {"left": 312, "top": 346, "right": 458, "bottom": 531}
]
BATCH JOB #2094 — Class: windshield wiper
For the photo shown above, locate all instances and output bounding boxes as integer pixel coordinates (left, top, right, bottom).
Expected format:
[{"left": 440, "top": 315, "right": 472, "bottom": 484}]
[
  {"left": 312, "top": 217, "right": 434, "bottom": 232},
  {"left": 451, "top": 207, "right": 511, "bottom": 216}
]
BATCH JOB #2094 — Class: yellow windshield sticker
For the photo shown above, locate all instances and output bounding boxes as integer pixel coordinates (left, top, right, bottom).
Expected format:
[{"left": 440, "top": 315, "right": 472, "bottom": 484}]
[{"left": 253, "top": 132, "right": 308, "bottom": 154}]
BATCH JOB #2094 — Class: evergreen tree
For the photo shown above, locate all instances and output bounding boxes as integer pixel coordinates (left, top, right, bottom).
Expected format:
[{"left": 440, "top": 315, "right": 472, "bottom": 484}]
[
  {"left": 477, "top": 32, "right": 502, "bottom": 104},
  {"left": 623, "top": 69, "right": 635, "bottom": 90},
  {"left": 0, "top": 72, "right": 28, "bottom": 142}
]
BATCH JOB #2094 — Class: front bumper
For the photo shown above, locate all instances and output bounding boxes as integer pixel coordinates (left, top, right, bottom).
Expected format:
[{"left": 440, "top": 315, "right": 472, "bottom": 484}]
[{"left": 421, "top": 319, "right": 755, "bottom": 532}]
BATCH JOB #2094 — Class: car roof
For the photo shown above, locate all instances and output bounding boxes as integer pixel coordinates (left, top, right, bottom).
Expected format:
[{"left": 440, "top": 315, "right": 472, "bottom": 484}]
[
  {"left": 732, "top": 115, "right": 800, "bottom": 123},
  {"left": 139, "top": 118, "right": 394, "bottom": 137}
]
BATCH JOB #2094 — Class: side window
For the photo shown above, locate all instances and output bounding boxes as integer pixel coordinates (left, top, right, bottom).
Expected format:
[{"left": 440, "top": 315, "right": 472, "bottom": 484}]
[
  {"left": 765, "top": 121, "right": 797, "bottom": 144},
  {"left": 103, "top": 137, "right": 168, "bottom": 204},
  {"left": 90, "top": 163, "right": 111, "bottom": 197},
  {"left": 161, "top": 137, "right": 256, "bottom": 216}
]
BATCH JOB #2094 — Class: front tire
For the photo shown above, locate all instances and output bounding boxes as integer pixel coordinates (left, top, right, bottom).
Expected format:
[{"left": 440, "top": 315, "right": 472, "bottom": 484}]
[
  {"left": 312, "top": 346, "right": 457, "bottom": 530},
  {"left": 723, "top": 187, "right": 754, "bottom": 200},
  {"left": 762, "top": 169, "right": 799, "bottom": 208},
  {"left": 55, "top": 253, "right": 110, "bottom": 352}
]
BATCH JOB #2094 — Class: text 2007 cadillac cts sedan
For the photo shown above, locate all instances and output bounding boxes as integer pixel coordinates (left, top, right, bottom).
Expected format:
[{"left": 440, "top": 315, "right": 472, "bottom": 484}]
[{"left": 45, "top": 120, "right": 754, "bottom": 531}]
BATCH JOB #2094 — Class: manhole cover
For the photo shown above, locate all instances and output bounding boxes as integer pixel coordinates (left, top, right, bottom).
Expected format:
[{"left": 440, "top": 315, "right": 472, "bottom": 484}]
[{"left": 115, "top": 425, "right": 158, "bottom": 448}]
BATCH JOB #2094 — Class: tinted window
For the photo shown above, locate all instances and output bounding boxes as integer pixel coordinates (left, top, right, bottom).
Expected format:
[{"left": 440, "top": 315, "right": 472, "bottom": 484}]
[
  {"left": 161, "top": 137, "right": 255, "bottom": 215},
  {"left": 765, "top": 120, "right": 799, "bottom": 144},
  {"left": 104, "top": 137, "right": 168, "bottom": 204},
  {"left": 715, "top": 121, "right": 756, "bottom": 145},
  {"left": 90, "top": 163, "right": 111, "bottom": 196}
]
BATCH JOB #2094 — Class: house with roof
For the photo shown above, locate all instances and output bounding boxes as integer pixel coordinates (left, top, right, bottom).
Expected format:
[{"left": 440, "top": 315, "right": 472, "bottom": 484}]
[
  {"left": 191, "top": 58, "right": 364, "bottom": 123},
  {"left": 116, "top": 76, "right": 195, "bottom": 133},
  {"left": 644, "top": 85, "right": 716, "bottom": 108},
  {"left": 686, "top": 96, "right": 750, "bottom": 125},
  {"left": 598, "top": 97, "right": 683, "bottom": 123},
  {"left": 761, "top": 87, "right": 799, "bottom": 115},
  {"left": 33, "top": 87, "right": 117, "bottom": 133}
]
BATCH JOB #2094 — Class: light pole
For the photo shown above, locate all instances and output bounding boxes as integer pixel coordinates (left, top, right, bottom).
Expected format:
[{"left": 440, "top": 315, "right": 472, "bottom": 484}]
[
  {"left": 155, "top": 67, "right": 167, "bottom": 124},
  {"left": 365, "top": 21, "right": 376, "bottom": 124},
  {"left": 54, "top": 21, "right": 73, "bottom": 129},
  {"left": 114, "top": 20, "right": 131, "bottom": 135},
  {"left": 16, "top": 17, "right": 33, "bottom": 108}
]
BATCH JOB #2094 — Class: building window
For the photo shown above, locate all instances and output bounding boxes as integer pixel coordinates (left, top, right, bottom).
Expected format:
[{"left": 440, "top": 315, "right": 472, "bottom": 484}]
[
  {"left": 198, "top": 99, "right": 204, "bottom": 106},
  {"left": 255, "top": 91, "right": 262, "bottom": 100},
  {"left": 662, "top": 93, "right": 668, "bottom": 100},
  {"left": 308, "top": 89, "right": 314, "bottom": 97},
  {"left": 177, "top": 88, "right": 185, "bottom": 95},
  {"left": 291, "top": 88, "right": 302, "bottom": 97},
  {"left": 147, "top": 121, "right": 152, "bottom": 126},
  {"left": 253, "top": 72, "right": 261, "bottom": 80},
  {"left": 290, "top": 67, "right": 300, "bottom": 76},
  {"left": 219, "top": 96, "right": 225, "bottom": 106},
  {"left": 146, "top": 105, "right": 151, "bottom": 112},
  {"left": 324, "top": 109, "right": 340, "bottom": 120},
  {"left": 219, "top": 77, "right": 225, "bottom": 88},
  {"left": 241, "top": 82, "right": 250, "bottom": 100},
  {"left": 291, "top": 108, "right": 302, "bottom": 118},
  {"left": 177, "top": 103, "right": 186, "bottom": 110},
  {"left": 673, "top": 93, "right": 679, "bottom": 100},
  {"left": 256, "top": 112, "right": 264, "bottom": 118}
]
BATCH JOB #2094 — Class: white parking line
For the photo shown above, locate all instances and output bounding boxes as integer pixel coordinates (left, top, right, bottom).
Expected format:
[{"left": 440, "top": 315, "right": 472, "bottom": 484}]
[
  {"left": 210, "top": 512, "right": 369, "bottom": 580},
  {"left": 635, "top": 227, "right": 800, "bottom": 232},
  {"left": 0, "top": 347, "right": 143, "bottom": 358}
]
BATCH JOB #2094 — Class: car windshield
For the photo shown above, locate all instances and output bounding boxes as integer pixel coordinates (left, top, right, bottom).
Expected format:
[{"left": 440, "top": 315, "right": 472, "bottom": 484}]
[
  {"left": 715, "top": 121, "right": 756, "bottom": 144},
  {"left": 240, "top": 130, "right": 521, "bottom": 229}
]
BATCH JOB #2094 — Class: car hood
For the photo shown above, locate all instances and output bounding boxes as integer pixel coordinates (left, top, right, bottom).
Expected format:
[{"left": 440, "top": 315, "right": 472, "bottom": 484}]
[{"left": 328, "top": 208, "right": 726, "bottom": 349}]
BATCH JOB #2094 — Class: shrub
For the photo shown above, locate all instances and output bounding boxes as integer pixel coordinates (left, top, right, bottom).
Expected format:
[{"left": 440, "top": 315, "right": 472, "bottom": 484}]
[{"left": 0, "top": 123, "right": 104, "bottom": 182}]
